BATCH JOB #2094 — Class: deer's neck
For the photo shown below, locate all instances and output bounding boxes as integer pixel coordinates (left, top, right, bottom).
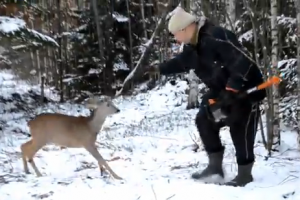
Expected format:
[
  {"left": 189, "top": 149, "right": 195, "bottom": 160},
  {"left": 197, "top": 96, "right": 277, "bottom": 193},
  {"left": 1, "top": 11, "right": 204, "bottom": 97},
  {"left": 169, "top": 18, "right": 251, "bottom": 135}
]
[{"left": 88, "top": 109, "right": 106, "bottom": 134}]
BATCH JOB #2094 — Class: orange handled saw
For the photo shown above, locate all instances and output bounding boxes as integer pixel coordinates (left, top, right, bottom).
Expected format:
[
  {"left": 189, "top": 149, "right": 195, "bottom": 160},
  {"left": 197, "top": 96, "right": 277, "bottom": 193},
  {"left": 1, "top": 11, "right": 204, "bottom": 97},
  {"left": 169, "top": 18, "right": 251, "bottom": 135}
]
[{"left": 208, "top": 76, "right": 282, "bottom": 122}]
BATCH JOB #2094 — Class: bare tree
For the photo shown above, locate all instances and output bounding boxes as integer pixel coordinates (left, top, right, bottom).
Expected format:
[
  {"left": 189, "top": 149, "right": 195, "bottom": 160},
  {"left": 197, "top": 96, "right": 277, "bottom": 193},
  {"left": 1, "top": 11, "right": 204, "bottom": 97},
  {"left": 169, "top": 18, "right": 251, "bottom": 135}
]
[
  {"left": 140, "top": 0, "right": 147, "bottom": 39},
  {"left": 200, "top": 0, "right": 213, "bottom": 20},
  {"left": 243, "top": 0, "right": 260, "bottom": 65},
  {"left": 225, "top": 0, "right": 236, "bottom": 32},
  {"left": 126, "top": 0, "right": 134, "bottom": 89},
  {"left": 243, "top": 0, "right": 280, "bottom": 155},
  {"left": 270, "top": 0, "right": 281, "bottom": 152},
  {"left": 57, "top": 0, "right": 64, "bottom": 102},
  {"left": 296, "top": 0, "right": 300, "bottom": 148},
  {"left": 91, "top": 0, "right": 104, "bottom": 64}
]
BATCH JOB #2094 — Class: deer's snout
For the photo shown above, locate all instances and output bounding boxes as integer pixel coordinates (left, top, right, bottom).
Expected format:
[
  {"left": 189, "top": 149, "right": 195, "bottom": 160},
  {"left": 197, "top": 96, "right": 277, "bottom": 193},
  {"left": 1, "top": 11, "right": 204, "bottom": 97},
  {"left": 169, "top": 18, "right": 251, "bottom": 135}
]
[{"left": 116, "top": 109, "right": 120, "bottom": 113}]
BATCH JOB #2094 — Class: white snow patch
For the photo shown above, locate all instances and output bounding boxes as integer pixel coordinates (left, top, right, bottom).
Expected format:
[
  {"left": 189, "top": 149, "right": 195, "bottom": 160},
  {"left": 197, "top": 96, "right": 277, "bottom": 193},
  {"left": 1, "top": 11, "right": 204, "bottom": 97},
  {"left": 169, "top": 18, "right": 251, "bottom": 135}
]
[
  {"left": 113, "top": 62, "right": 130, "bottom": 71},
  {"left": 238, "top": 29, "right": 253, "bottom": 43},
  {"left": 0, "top": 69, "right": 58, "bottom": 101},
  {"left": 88, "top": 68, "right": 102, "bottom": 74},
  {"left": 143, "top": 38, "right": 153, "bottom": 47}
]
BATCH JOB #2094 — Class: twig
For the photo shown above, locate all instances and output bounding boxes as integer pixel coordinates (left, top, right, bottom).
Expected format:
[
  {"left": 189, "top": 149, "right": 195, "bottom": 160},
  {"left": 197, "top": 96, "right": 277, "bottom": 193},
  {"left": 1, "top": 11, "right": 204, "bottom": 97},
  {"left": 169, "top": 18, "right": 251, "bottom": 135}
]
[
  {"left": 188, "top": 132, "right": 198, "bottom": 146},
  {"left": 166, "top": 194, "right": 176, "bottom": 200},
  {"left": 151, "top": 185, "right": 158, "bottom": 200},
  {"left": 131, "top": 135, "right": 178, "bottom": 141},
  {"left": 170, "top": 162, "right": 199, "bottom": 170},
  {"left": 106, "top": 156, "right": 121, "bottom": 162},
  {"left": 224, "top": 9, "right": 235, "bottom": 34},
  {"left": 188, "top": 131, "right": 201, "bottom": 152},
  {"left": 213, "top": 37, "right": 258, "bottom": 67},
  {"left": 278, "top": 175, "right": 299, "bottom": 185},
  {"left": 259, "top": 113, "right": 267, "bottom": 149}
]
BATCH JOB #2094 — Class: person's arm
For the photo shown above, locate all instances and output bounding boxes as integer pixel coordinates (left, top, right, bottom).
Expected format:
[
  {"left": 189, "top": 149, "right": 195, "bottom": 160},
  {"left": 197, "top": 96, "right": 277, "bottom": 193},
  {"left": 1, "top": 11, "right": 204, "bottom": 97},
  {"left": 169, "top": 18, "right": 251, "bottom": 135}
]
[
  {"left": 159, "top": 45, "right": 194, "bottom": 75},
  {"left": 210, "top": 28, "right": 255, "bottom": 92}
]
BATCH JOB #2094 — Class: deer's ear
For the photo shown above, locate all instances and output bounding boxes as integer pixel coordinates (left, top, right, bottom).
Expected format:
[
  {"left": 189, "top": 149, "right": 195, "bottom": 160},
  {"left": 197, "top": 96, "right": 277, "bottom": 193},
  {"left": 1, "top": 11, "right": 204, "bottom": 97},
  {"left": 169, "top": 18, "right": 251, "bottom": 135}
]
[
  {"left": 99, "top": 96, "right": 112, "bottom": 104},
  {"left": 86, "top": 97, "right": 97, "bottom": 104},
  {"left": 86, "top": 103, "right": 98, "bottom": 109},
  {"left": 86, "top": 98, "right": 98, "bottom": 109}
]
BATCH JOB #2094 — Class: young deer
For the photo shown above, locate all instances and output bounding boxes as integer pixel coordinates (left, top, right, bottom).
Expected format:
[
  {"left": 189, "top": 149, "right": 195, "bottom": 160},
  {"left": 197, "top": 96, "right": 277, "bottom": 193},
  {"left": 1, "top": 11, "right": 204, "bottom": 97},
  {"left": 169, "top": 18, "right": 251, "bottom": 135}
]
[{"left": 20, "top": 97, "right": 123, "bottom": 180}]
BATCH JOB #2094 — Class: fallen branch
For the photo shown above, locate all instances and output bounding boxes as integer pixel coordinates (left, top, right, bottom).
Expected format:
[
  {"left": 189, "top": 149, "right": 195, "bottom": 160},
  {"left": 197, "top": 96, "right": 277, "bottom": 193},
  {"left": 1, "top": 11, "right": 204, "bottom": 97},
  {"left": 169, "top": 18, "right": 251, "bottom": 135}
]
[
  {"left": 170, "top": 162, "right": 199, "bottom": 170},
  {"left": 106, "top": 156, "right": 121, "bottom": 162},
  {"left": 188, "top": 131, "right": 200, "bottom": 152},
  {"left": 151, "top": 185, "right": 158, "bottom": 200},
  {"left": 166, "top": 194, "right": 176, "bottom": 200}
]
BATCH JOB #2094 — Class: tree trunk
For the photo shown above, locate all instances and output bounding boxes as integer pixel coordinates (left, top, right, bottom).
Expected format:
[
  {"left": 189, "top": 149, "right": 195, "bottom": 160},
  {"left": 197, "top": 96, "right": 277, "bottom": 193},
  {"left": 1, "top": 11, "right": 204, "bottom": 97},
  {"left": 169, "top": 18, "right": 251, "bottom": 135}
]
[
  {"left": 270, "top": 0, "right": 281, "bottom": 152},
  {"left": 201, "top": 0, "right": 212, "bottom": 19},
  {"left": 140, "top": 0, "right": 147, "bottom": 39},
  {"left": 91, "top": 0, "right": 105, "bottom": 93},
  {"left": 186, "top": 69, "right": 200, "bottom": 110},
  {"left": 126, "top": 0, "right": 134, "bottom": 90},
  {"left": 91, "top": 0, "right": 104, "bottom": 61},
  {"left": 57, "top": 0, "right": 64, "bottom": 102},
  {"left": 296, "top": 0, "right": 300, "bottom": 148},
  {"left": 225, "top": 0, "right": 236, "bottom": 31},
  {"left": 243, "top": 0, "right": 259, "bottom": 66},
  {"left": 64, "top": 4, "right": 71, "bottom": 98}
]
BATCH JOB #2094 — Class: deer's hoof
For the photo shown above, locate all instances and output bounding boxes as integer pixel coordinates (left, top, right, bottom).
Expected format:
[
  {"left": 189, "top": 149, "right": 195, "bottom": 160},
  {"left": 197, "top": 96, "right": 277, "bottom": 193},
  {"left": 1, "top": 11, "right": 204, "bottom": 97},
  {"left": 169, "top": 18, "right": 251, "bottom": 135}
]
[{"left": 36, "top": 172, "right": 43, "bottom": 177}]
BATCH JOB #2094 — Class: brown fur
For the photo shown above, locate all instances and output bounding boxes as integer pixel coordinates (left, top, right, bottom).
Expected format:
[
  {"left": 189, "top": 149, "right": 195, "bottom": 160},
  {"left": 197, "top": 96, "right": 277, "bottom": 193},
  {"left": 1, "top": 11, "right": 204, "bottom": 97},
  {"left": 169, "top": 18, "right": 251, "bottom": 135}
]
[{"left": 20, "top": 98, "right": 123, "bottom": 180}]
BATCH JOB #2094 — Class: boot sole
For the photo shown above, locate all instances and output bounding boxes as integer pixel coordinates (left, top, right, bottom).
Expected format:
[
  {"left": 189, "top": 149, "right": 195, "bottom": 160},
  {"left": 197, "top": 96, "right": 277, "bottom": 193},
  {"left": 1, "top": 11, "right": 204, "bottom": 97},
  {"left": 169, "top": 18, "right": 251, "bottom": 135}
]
[{"left": 192, "top": 174, "right": 225, "bottom": 185}]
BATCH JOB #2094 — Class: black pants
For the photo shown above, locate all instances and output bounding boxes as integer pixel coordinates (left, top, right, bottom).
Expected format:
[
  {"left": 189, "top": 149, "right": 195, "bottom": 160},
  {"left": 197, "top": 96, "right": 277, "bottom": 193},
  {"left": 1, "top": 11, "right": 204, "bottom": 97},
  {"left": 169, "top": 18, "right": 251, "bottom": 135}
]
[{"left": 195, "top": 100, "right": 260, "bottom": 165}]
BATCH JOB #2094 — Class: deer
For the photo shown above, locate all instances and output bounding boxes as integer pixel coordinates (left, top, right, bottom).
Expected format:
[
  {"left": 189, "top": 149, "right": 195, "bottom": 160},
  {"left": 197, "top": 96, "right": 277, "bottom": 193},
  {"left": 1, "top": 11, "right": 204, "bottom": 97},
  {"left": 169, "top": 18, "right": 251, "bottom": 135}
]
[{"left": 20, "top": 97, "right": 123, "bottom": 180}]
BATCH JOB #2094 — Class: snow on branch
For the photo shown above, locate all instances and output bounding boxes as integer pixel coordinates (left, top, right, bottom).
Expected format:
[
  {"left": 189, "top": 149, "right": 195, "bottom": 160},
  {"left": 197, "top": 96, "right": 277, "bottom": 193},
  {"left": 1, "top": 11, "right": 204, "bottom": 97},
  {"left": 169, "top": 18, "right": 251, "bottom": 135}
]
[
  {"left": 26, "top": 29, "right": 58, "bottom": 47},
  {"left": 0, "top": 16, "right": 25, "bottom": 34},
  {"left": 238, "top": 16, "right": 296, "bottom": 43},
  {"left": 0, "top": 54, "right": 11, "bottom": 65},
  {"left": 0, "top": 16, "right": 58, "bottom": 47},
  {"left": 112, "top": 12, "right": 128, "bottom": 22}
]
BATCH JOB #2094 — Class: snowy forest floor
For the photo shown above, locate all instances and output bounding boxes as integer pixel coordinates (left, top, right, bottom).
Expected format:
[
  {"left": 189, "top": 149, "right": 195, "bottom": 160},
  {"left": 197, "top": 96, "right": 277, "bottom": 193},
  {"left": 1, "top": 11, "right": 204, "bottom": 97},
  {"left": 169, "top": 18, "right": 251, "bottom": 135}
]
[{"left": 0, "top": 70, "right": 299, "bottom": 200}]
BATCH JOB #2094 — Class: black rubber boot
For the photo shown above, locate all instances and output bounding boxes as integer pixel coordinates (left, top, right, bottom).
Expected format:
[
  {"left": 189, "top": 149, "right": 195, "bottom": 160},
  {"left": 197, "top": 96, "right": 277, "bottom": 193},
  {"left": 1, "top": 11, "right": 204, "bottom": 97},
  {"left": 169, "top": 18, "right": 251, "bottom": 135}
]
[
  {"left": 224, "top": 162, "right": 254, "bottom": 187},
  {"left": 191, "top": 150, "right": 224, "bottom": 180}
]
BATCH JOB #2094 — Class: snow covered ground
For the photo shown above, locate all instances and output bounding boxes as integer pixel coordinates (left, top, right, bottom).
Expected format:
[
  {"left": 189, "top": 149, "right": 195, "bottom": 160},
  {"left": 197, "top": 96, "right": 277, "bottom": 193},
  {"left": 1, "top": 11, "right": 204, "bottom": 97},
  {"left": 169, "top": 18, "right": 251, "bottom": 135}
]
[{"left": 0, "top": 70, "right": 299, "bottom": 200}]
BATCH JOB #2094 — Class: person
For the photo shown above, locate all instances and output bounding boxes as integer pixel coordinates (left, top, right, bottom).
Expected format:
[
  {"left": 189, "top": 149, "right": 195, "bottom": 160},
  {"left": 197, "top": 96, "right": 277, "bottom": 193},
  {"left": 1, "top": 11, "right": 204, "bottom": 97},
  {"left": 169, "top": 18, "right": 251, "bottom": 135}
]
[{"left": 150, "top": 7, "right": 266, "bottom": 187}]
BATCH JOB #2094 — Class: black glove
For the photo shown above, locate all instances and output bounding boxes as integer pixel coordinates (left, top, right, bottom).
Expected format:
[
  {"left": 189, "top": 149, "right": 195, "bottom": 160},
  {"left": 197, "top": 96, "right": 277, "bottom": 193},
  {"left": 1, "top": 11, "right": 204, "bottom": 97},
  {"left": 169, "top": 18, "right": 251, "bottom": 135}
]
[{"left": 218, "top": 90, "right": 238, "bottom": 116}]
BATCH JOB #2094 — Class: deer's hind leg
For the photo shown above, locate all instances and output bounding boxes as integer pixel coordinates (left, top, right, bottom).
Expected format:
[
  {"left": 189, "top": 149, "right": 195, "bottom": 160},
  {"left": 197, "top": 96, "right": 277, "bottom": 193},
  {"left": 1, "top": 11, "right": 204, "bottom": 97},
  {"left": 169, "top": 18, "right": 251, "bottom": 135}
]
[
  {"left": 84, "top": 145, "right": 123, "bottom": 180},
  {"left": 20, "top": 139, "right": 44, "bottom": 177},
  {"left": 21, "top": 140, "right": 31, "bottom": 174}
]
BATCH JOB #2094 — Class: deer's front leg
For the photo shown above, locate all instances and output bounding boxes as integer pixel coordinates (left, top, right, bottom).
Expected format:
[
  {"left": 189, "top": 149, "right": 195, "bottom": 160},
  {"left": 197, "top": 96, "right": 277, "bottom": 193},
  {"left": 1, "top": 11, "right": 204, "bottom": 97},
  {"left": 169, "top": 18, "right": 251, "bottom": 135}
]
[{"left": 84, "top": 145, "right": 123, "bottom": 180}]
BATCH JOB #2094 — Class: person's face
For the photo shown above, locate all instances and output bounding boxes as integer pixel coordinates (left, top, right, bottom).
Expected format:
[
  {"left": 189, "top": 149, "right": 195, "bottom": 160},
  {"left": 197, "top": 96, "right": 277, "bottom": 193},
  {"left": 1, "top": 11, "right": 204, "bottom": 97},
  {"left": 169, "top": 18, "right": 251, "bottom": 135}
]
[{"left": 173, "top": 29, "right": 190, "bottom": 44}]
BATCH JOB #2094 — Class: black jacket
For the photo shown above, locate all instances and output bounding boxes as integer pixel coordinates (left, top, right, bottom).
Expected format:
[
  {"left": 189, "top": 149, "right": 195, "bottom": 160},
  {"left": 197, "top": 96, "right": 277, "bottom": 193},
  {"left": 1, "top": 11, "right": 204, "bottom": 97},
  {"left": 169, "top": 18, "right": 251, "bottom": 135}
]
[{"left": 159, "top": 20, "right": 266, "bottom": 105}]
